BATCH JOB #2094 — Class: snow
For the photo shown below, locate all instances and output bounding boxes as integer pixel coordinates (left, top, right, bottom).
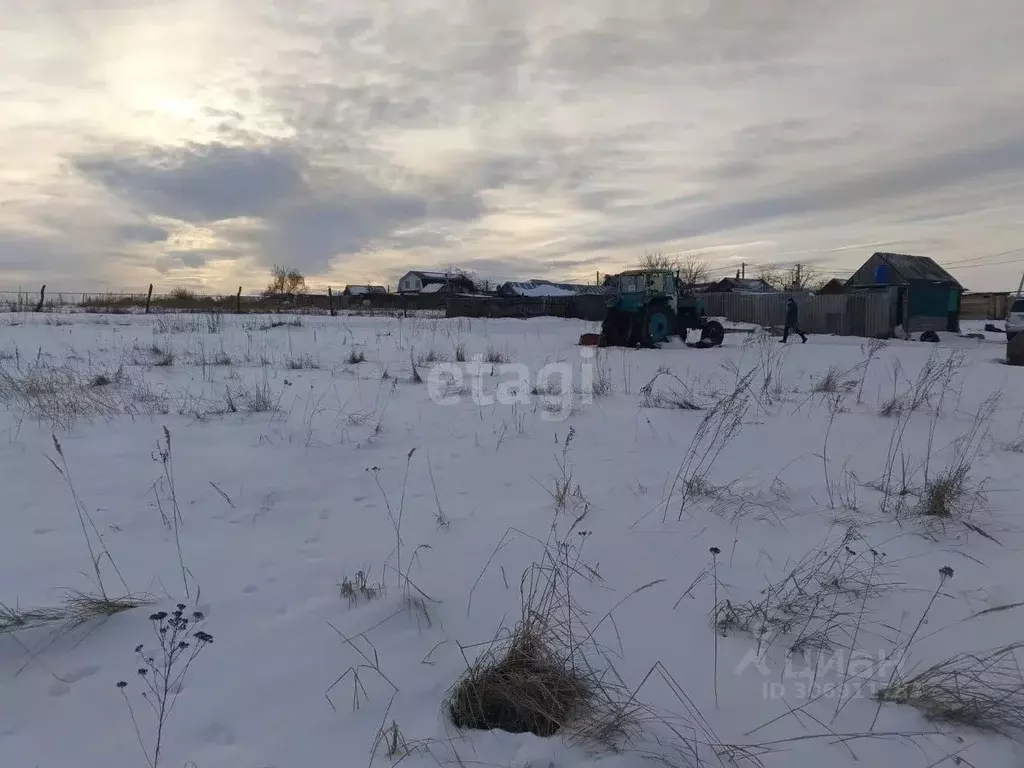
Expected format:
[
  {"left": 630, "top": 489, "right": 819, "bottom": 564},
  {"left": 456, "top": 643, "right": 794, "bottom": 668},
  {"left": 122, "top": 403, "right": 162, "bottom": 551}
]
[
  {"left": 2, "top": 311, "right": 1024, "bottom": 768},
  {"left": 510, "top": 284, "right": 579, "bottom": 298}
]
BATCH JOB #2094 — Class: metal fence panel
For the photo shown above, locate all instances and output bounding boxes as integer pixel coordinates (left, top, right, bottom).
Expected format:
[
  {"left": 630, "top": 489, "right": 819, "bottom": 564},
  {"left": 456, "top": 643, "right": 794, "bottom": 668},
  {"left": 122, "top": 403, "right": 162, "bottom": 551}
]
[{"left": 701, "top": 291, "right": 895, "bottom": 337}]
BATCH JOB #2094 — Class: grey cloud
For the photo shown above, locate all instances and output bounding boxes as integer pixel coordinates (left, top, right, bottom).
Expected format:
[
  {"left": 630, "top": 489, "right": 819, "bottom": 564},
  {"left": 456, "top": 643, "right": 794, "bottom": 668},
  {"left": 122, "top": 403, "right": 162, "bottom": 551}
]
[
  {"left": 71, "top": 140, "right": 488, "bottom": 274},
  {"left": 658, "top": 134, "right": 1024, "bottom": 241},
  {"left": 178, "top": 252, "right": 207, "bottom": 268},
  {"left": 74, "top": 142, "right": 306, "bottom": 223}
]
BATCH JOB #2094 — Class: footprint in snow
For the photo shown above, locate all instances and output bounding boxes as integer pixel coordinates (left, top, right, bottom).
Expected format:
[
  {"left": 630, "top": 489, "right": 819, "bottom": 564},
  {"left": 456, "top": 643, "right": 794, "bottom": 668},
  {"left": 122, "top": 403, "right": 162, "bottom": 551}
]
[
  {"left": 49, "top": 664, "right": 101, "bottom": 695},
  {"left": 242, "top": 584, "right": 258, "bottom": 594},
  {"left": 60, "top": 665, "right": 101, "bottom": 683}
]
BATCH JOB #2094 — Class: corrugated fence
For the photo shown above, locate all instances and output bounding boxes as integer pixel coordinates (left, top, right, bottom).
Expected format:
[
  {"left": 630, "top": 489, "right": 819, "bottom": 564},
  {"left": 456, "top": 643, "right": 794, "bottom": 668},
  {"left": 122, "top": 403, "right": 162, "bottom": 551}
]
[{"left": 701, "top": 290, "right": 896, "bottom": 337}]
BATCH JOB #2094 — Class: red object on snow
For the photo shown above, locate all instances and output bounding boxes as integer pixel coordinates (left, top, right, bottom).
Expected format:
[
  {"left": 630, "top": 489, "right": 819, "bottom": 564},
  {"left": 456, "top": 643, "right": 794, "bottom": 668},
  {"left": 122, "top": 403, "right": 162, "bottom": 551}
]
[{"left": 579, "top": 333, "right": 602, "bottom": 346}]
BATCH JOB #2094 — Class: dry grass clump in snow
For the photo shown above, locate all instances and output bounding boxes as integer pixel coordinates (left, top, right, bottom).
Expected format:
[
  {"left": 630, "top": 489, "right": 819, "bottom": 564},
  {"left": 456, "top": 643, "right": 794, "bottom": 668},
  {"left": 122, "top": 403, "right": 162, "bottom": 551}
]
[
  {"left": 1001, "top": 435, "right": 1024, "bottom": 453},
  {"left": 416, "top": 347, "right": 449, "bottom": 366},
  {"left": 346, "top": 349, "right": 367, "bottom": 365},
  {"left": 810, "top": 365, "right": 856, "bottom": 394},
  {"left": 0, "top": 359, "right": 166, "bottom": 429},
  {"left": 224, "top": 377, "right": 281, "bottom": 413},
  {"left": 876, "top": 643, "right": 1024, "bottom": 736},
  {"left": 154, "top": 312, "right": 223, "bottom": 334},
  {"left": 877, "top": 351, "right": 965, "bottom": 418},
  {"left": 906, "top": 394, "right": 996, "bottom": 533},
  {"left": 484, "top": 346, "right": 513, "bottom": 364},
  {"left": 639, "top": 367, "right": 702, "bottom": 410},
  {"left": 450, "top": 535, "right": 728, "bottom": 764},
  {"left": 247, "top": 317, "right": 303, "bottom": 331},
  {"left": 285, "top": 353, "right": 320, "bottom": 370},
  {"left": 339, "top": 570, "right": 382, "bottom": 607},
  {"left": 150, "top": 344, "right": 175, "bottom": 367},
  {"left": 1, "top": 592, "right": 153, "bottom": 636},
  {"left": 714, "top": 528, "right": 891, "bottom": 655},
  {"left": 448, "top": 554, "right": 613, "bottom": 740},
  {"left": 665, "top": 370, "right": 754, "bottom": 519}
]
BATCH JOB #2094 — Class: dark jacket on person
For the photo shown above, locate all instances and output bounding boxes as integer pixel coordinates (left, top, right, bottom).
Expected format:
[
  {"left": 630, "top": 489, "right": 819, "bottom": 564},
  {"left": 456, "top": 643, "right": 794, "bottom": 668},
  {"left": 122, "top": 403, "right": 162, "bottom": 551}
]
[{"left": 785, "top": 299, "right": 799, "bottom": 326}]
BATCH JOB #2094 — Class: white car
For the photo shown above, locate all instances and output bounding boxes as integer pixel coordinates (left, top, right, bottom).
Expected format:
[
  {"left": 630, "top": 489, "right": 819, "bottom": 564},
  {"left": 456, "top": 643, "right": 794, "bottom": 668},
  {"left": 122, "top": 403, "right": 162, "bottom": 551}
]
[{"left": 1008, "top": 295, "right": 1024, "bottom": 341}]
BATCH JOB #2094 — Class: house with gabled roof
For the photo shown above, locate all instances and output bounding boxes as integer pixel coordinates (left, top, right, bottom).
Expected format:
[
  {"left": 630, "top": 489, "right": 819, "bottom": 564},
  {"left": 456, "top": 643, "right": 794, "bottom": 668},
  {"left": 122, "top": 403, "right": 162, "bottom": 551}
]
[
  {"left": 845, "top": 252, "right": 965, "bottom": 333},
  {"left": 397, "top": 270, "right": 475, "bottom": 294}
]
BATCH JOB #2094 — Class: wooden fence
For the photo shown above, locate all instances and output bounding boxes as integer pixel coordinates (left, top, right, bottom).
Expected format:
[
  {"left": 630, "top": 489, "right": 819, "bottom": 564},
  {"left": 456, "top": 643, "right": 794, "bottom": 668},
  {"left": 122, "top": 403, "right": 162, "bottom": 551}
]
[
  {"left": 701, "top": 290, "right": 896, "bottom": 337},
  {"left": 960, "top": 292, "right": 1009, "bottom": 320}
]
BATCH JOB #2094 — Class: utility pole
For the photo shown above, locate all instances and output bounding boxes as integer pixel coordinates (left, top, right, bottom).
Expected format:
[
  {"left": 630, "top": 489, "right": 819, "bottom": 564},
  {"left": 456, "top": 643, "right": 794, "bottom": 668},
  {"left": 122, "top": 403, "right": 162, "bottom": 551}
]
[
  {"left": 794, "top": 263, "right": 802, "bottom": 291},
  {"left": 741, "top": 262, "right": 746, "bottom": 279}
]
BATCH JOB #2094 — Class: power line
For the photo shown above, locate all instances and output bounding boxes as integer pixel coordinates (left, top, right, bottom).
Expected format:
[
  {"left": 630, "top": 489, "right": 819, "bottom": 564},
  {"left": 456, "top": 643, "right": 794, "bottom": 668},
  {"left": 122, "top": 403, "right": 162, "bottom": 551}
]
[
  {"left": 946, "top": 257, "right": 1024, "bottom": 271},
  {"left": 940, "top": 247, "right": 1024, "bottom": 268}
]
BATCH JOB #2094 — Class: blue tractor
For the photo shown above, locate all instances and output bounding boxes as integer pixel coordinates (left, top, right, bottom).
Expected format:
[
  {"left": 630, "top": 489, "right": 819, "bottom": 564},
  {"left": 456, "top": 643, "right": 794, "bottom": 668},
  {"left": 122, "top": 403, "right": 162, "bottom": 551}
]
[{"left": 598, "top": 269, "right": 725, "bottom": 348}]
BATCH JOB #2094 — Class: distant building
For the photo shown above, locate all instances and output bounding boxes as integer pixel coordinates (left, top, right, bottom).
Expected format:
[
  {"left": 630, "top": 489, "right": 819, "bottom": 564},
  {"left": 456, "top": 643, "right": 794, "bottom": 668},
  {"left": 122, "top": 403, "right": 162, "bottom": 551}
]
[
  {"left": 397, "top": 270, "right": 475, "bottom": 294},
  {"left": 497, "top": 279, "right": 611, "bottom": 298},
  {"left": 343, "top": 285, "right": 386, "bottom": 297},
  {"left": 816, "top": 278, "right": 847, "bottom": 295},
  {"left": 703, "top": 277, "right": 778, "bottom": 293},
  {"left": 845, "top": 252, "right": 964, "bottom": 333}
]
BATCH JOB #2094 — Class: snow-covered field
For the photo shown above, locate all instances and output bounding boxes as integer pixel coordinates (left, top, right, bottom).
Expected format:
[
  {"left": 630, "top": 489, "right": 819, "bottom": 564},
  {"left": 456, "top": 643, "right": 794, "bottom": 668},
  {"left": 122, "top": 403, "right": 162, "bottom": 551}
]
[{"left": 2, "top": 311, "right": 1023, "bottom": 768}]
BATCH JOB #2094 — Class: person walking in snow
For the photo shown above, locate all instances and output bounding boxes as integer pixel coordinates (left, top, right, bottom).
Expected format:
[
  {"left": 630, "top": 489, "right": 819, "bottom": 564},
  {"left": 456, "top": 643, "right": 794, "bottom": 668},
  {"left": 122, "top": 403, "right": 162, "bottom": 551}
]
[{"left": 781, "top": 297, "right": 808, "bottom": 343}]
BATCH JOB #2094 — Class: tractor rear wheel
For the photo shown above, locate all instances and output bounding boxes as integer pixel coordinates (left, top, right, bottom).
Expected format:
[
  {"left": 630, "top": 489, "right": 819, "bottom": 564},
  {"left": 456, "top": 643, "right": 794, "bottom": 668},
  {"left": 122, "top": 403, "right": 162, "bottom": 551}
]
[
  {"left": 601, "top": 308, "right": 630, "bottom": 347},
  {"left": 642, "top": 305, "right": 675, "bottom": 346},
  {"left": 700, "top": 320, "right": 725, "bottom": 347}
]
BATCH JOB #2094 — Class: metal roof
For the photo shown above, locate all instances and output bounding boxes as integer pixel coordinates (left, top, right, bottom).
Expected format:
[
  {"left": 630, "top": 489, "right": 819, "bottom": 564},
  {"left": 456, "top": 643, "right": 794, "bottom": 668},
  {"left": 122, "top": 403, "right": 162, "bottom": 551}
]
[{"left": 874, "top": 253, "right": 963, "bottom": 287}]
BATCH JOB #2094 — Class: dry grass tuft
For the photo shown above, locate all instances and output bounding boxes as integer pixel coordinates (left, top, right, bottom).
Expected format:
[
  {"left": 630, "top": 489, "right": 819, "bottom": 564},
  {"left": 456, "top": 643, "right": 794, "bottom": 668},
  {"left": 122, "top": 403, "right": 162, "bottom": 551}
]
[
  {"left": 449, "top": 617, "right": 590, "bottom": 737},
  {"left": 810, "top": 365, "right": 856, "bottom": 394},
  {"left": 713, "top": 528, "right": 891, "bottom": 656},
  {"left": 1001, "top": 435, "right": 1024, "bottom": 453},
  {"left": 876, "top": 643, "right": 1024, "bottom": 735},
  {"left": 484, "top": 346, "right": 513, "bottom": 364},
  {"left": 285, "top": 353, "right": 320, "bottom": 370},
  {"left": 224, "top": 376, "right": 281, "bottom": 413},
  {"left": 1, "top": 591, "right": 153, "bottom": 636},
  {"left": 0, "top": 359, "right": 166, "bottom": 429},
  {"left": 339, "top": 570, "right": 382, "bottom": 607},
  {"left": 449, "top": 532, "right": 667, "bottom": 746},
  {"left": 639, "top": 367, "right": 702, "bottom": 410}
]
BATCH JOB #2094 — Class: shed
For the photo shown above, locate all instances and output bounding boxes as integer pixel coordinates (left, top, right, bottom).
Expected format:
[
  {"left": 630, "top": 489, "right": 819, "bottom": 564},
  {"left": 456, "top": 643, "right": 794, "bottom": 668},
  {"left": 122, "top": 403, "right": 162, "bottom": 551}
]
[{"left": 845, "top": 253, "right": 964, "bottom": 333}]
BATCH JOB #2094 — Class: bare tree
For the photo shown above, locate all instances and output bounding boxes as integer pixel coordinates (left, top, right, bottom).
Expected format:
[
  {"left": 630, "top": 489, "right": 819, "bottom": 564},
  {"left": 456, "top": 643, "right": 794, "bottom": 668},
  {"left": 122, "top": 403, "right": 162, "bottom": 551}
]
[
  {"left": 265, "top": 265, "right": 307, "bottom": 297},
  {"left": 756, "top": 265, "right": 788, "bottom": 290},
  {"left": 677, "top": 253, "right": 711, "bottom": 286},
  {"left": 637, "top": 249, "right": 678, "bottom": 271},
  {"left": 756, "top": 264, "right": 827, "bottom": 291}
]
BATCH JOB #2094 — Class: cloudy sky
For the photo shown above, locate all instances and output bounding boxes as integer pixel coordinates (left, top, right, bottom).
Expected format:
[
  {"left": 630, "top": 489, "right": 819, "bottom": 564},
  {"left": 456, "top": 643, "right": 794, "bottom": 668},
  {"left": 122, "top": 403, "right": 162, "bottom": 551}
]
[{"left": 3, "top": 0, "right": 1023, "bottom": 293}]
